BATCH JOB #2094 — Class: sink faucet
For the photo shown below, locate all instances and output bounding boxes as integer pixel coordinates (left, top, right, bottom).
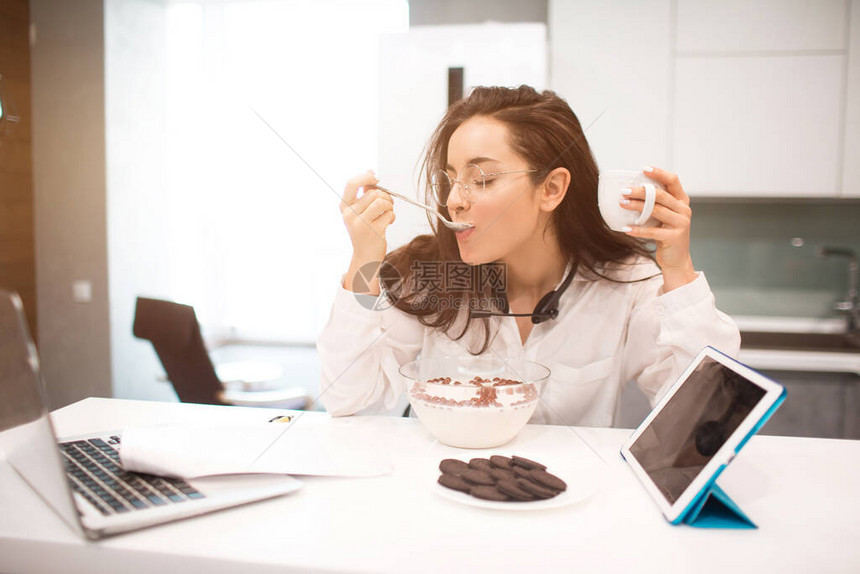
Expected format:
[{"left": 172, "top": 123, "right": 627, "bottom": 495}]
[{"left": 818, "top": 246, "right": 859, "bottom": 333}]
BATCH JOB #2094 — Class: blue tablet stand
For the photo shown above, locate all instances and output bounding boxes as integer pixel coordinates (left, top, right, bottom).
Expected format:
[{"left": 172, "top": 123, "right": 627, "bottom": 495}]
[
  {"left": 680, "top": 482, "right": 756, "bottom": 529},
  {"left": 676, "top": 353, "right": 787, "bottom": 530}
]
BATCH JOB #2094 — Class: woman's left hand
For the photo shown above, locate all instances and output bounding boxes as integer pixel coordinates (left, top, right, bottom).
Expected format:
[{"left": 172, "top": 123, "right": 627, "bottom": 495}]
[{"left": 621, "top": 166, "right": 698, "bottom": 292}]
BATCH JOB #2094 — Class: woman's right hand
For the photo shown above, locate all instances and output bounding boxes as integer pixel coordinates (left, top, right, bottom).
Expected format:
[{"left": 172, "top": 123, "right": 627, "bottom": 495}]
[{"left": 340, "top": 171, "right": 396, "bottom": 293}]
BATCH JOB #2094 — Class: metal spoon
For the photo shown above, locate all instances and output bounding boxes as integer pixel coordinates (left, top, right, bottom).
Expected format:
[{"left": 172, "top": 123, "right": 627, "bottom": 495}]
[{"left": 372, "top": 185, "right": 473, "bottom": 232}]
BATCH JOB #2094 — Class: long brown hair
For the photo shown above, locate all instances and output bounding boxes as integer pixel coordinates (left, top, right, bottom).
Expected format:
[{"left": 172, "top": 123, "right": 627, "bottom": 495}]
[{"left": 381, "top": 85, "right": 652, "bottom": 354}]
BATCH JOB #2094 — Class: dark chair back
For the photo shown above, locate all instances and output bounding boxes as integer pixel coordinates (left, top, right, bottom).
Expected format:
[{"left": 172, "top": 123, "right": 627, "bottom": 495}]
[{"left": 132, "top": 297, "right": 224, "bottom": 405}]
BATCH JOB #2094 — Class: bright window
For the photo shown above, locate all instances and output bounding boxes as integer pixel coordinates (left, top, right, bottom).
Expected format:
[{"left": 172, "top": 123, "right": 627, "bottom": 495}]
[{"left": 161, "top": 1, "right": 408, "bottom": 342}]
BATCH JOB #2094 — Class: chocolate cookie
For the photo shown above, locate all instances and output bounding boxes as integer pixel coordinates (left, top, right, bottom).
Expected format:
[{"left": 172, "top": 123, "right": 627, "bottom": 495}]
[
  {"left": 496, "top": 479, "right": 535, "bottom": 501},
  {"left": 516, "top": 478, "right": 558, "bottom": 500},
  {"left": 461, "top": 469, "right": 495, "bottom": 486},
  {"left": 512, "top": 465, "right": 532, "bottom": 479},
  {"left": 436, "top": 456, "right": 564, "bottom": 505},
  {"left": 488, "top": 467, "right": 516, "bottom": 482},
  {"left": 511, "top": 456, "right": 547, "bottom": 471},
  {"left": 489, "top": 455, "right": 514, "bottom": 470},
  {"left": 438, "top": 473, "right": 471, "bottom": 493},
  {"left": 470, "top": 485, "right": 509, "bottom": 501},
  {"left": 439, "top": 459, "right": 470, "bottom": 476},
  {"left": 529, "top": 469, "right": 567, "bottom": 492},
  {"left": 468, "top": 458, "right": 493, "bottom": 472}
]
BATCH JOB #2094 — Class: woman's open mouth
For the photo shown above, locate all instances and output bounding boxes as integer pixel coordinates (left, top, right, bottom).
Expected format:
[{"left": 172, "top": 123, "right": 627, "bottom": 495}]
[{"left": 455, "top": 226, "right": 475, "bottom": 241}]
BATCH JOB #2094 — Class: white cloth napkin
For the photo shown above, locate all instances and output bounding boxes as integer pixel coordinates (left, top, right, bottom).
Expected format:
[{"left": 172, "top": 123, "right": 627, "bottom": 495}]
[{"left": 119, "top": 416, "right": 393, "bottom": 479}]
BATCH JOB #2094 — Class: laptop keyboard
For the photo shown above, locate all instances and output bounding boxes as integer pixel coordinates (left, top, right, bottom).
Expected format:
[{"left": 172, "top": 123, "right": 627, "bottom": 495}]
[{"left": 59, "top": 436, "right": 204, "bottom": 516}]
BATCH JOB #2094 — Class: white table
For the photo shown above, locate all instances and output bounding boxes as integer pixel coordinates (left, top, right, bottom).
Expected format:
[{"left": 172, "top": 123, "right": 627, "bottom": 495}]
[{"left": 1, "top": 398, "right": 858, "bottom": 574}]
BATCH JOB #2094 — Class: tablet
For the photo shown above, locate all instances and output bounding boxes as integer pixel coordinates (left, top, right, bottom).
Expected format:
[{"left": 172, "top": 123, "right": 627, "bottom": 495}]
[{"left": 620, "top": 347, "right": 786, "bottom": 524}]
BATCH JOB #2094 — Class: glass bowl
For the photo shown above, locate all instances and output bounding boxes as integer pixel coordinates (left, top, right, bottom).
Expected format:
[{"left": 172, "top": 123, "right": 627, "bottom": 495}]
[{"left": 399, "top": 356, "right": 550, "bottom": 449}]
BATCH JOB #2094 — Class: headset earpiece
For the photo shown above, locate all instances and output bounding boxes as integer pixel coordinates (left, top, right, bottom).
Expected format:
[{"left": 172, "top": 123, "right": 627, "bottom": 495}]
[{"left": 531, "top": 290, "right": 561, "bottom": 324}]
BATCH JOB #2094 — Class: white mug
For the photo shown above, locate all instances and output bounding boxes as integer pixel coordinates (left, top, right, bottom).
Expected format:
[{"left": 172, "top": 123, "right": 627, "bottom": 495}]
[{"left": 597, "top": 170, "right": 662, "bottom": 232}]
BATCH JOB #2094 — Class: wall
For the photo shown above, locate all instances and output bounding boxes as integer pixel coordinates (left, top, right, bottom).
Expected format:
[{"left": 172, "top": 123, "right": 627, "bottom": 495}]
[
  {"left": 104, "top": 0, "right": 176, "bottom": 403},
  {"left": 0, "top": 0, "right": 36, "bottom": 338},
  {"left": 30, "top": 0, "right": 112, "bottom": 408}
]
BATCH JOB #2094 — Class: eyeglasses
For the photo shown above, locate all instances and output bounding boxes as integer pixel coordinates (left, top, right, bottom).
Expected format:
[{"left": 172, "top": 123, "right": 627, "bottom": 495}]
[{"left": 431, "top": 163, "right": 538, "bottom": 207}]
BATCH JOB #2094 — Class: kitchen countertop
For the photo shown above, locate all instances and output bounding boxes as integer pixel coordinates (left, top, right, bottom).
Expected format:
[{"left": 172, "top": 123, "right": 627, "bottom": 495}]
[
  {"left": 733, "top": 315, "right": 860, "bottom": 375},
  {"left": 733, "top": 315, "right": 848, "bottom": 334}
]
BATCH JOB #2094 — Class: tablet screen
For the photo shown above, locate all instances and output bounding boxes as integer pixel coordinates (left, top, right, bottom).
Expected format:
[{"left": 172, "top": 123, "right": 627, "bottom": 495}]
[{"left": 628, "top": 355, "right": 766, "bottom": 504}]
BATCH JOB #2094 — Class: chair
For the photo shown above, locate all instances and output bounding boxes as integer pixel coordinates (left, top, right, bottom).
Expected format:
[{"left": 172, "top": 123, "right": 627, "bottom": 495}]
[{"left": 132, "top": 297, "right": 309, "bottom": 409}]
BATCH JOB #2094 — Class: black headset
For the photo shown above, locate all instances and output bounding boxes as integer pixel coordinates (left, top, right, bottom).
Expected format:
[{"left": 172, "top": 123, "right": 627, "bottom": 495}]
[{"left": 470, "top": 265, "right": 577, "bottom": 324}]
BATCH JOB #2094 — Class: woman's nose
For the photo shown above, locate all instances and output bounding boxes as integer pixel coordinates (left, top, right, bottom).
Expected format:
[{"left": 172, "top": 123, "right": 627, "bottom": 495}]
[{"left": 446, "top": 181, "right": 470, "bottom": 212}]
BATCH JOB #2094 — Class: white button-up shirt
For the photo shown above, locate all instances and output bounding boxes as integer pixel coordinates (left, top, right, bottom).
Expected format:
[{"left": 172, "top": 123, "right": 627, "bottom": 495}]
[{"left": 317, "top": 257, "right": 740, "bottom": 427}]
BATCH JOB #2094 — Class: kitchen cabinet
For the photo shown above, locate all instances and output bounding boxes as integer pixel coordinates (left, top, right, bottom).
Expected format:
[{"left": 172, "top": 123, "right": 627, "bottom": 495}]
[
  {"left": 615, "top": 379, "right": 653, "bottom": 430},
  {"left": 673, "top": 0, "right": 846, "bottom": 197},
  {"left": 673, "top": 55, "right": 843, "bottom": 197},
  {"left": 675, "top": 0, "right": 846, "bottom": 53},
  {"left": 549, "top": 0, "right": 858, "bottom": 198},
  {"left": 844, "top": 0, "right": 860, "bottom": 197},
  {"left": 755, "top": 371, "right": 859, "bottom": 439}
]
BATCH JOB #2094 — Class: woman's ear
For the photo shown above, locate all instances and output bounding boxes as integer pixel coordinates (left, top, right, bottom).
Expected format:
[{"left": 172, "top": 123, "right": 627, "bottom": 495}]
[{"left": 538, "top": 167, "right": 571, "bottom": 212}]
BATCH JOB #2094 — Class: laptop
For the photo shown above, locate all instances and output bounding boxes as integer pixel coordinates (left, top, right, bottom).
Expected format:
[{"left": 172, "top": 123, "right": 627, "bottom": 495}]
[{"left": 0, "top": 290, "right": 302, "bottom": 540}]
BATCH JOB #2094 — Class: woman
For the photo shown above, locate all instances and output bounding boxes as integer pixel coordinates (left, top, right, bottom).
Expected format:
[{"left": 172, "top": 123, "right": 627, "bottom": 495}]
[{"left": 317, "top": 85, "right": 739, "bottom": 426}]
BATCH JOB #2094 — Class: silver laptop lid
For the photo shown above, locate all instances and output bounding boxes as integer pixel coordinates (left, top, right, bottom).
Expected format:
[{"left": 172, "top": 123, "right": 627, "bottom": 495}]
[{"left": 0, "top": 290, "right": 84, "bottom": 536}]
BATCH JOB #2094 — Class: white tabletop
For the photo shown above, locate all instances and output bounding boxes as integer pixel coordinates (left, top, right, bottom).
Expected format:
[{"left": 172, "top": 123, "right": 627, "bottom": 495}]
[{"left": 1, "top": 397, "right": 858, "bottom": 574}]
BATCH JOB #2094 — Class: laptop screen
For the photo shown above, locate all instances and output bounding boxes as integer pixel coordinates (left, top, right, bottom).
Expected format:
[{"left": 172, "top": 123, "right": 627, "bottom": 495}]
[
  {"left": 627, "top": 355, "right": 766, "bottom": 504},
  {"left": 0, "top": 291, "right": 85, "bottom": 536},
  {"left": 0, "top": 294, "right": 47, "bottom": 433}
]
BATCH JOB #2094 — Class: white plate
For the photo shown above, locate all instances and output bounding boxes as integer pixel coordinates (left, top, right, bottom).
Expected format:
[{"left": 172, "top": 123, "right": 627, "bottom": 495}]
[{"left": 432, "top": 462, "right": 602, "bottom": 511}]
